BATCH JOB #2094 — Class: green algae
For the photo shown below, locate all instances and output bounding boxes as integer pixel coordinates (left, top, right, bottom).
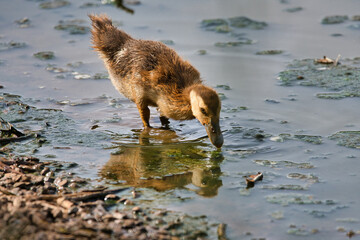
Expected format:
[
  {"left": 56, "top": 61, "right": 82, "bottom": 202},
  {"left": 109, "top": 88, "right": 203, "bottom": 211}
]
[
  {"left": 228, "top": 127, "right": 268, "bottom": 140},
  {"left": 228, "top": 16, "right": 267, "bottom": 30},
  {"left": 0, "top": 41, "right": 26, "bottom": 51},
  {"left": 33, "top": 51, "right": 55, "bottom": 60},
  {"left": 336, "top": 218, "right": 359, "bottom": 223},
  {"left": 329, "top": 131, "right": 360, "bottom": 149},
  {"left": 201, "top": 18, "right": 228, "bottom": 29},
  {"left": 159, "top": 40, "right": 174, "bottom": 45},
  {"left": 197, "top": 50, "right": 207, "bottom": 55},
  {"left": 270, "top": 211, "right": 284, "bottom": 220},
  {"left": 294, "top": 135, "right": 322, "bottom": 144},
  {"left": 284, "top": 7, "right": 303, "bottom": 13},
  {"left": 262, "top": 184, "right": 308, "bottom": 191},
  {"left": 271, "top": 134, "right": 322, "bottom": 144},
  {"left": 322, "top": 15, "right": 348, "bottom": 24},
  {"left": 214, "top": 38, "right": 254, "bottom": 47},
  {"left": 287, "top": 226, "right": 318, "bottom": 236},
  {"left": 278, "top": 58, "right": 360, "bottom": 99},
  {"left": 39, "top": 0, "right": 70, "bottom": 9},
  {"left": 254, "top": 160, "right": 314, "bottom": 169},
  {"left": 270, "top": 133, "right": 292, "bottom": 142},
  {"left": 15, "top": 17, "right": 31, "bottom": 28},
  {"left": 287, "top": 173, "right": 319, "bottom": 183},
  {"left": 216, "top": 84, "right": 231, "bottom": 90},
  {"left": 352, "top": 15, "right": 360, "bottom": 21},
  {"left": 316, "top": 92, "right": 355, "bottom": 99},
  {"left": 256, "top": 50, "right": 284, "bottom": 55},
  {"left": 201, "top": 16, "right": 267, "bottom": 34},
  {"left": 222, "top": 106, "right": 247, "bottom": 113},
  {"left": 0, "top": 93, "right": 110, "bottom": 154},
  {"left": 266, "top": 193, "right": 333, "bottom": 206},
  {"left": 54, "top": 19, "right": 90, "bottom": 35}
]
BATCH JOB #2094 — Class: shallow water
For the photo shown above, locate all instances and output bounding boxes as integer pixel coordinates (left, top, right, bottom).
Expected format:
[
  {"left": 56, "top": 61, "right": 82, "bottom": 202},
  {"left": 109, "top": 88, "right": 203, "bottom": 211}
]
[{"left": 1, "top": 0, "right": 360, "bottom": 239}]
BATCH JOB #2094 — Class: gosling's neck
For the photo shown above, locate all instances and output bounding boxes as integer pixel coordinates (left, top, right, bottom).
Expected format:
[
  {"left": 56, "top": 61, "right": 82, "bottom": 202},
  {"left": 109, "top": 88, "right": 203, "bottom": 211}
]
[{"left": 160, "top": 84, "right": 204, "bottom": 121}]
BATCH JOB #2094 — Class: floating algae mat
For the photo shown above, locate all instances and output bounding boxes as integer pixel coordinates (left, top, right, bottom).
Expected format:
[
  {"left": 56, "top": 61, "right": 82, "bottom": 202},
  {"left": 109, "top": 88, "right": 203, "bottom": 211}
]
[
  {"left": 253, "top": 159, "right": 314, "bottom": 169},
  {"left": 54, "top": 19, "right": 90, "bottom": 35},
  {"left": 266, "top": 193, "right": 336, "bottom": 206},
  {"left": 201, "top": 16, "right": 268, "bottom": 32},
  {"left": 329, "top": 131, "right": 360, "bottom": 149},
  {"left": 201, "top": 16, "right": 265, "bottom": 47},
  {"left": 0, "top": 93, "right": 110, "bottom": 154},
  {"left": 278, "top": 58, "right": 360, "bottom": 99}
]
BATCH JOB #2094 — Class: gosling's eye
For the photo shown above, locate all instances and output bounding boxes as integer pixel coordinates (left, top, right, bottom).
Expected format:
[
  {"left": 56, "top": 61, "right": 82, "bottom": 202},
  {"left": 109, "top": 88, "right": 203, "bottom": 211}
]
[{"left": 200, "top": 108, "right": 207, "bottom": 115}]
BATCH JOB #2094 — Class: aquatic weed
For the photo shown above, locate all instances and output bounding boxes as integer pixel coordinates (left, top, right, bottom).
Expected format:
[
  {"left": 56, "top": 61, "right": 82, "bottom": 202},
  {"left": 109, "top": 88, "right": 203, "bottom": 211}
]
[{"left": 278, "top": 58, "right": 360, "bottom": 99}]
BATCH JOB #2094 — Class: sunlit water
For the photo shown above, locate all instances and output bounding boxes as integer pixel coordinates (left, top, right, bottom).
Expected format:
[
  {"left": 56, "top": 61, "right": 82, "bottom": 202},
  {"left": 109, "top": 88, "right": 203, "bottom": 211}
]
[{"left": 1, "top": 0, "right": 360, "bottom": 239}]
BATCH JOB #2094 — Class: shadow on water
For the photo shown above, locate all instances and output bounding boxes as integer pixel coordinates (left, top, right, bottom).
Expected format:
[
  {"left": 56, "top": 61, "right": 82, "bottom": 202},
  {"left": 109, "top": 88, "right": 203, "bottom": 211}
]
[{"left": 100, "top": 128, "right": 223, "bottom": 197}]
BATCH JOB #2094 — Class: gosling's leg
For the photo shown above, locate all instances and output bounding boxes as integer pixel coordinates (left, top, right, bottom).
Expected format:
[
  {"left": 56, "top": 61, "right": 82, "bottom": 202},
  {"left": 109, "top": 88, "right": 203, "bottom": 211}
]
[
  {"left": 136, "top": 102, "right": 151, "bottom": 128},
  {"left": 160, "top": 116, "right": 170, "bottom": 128}
]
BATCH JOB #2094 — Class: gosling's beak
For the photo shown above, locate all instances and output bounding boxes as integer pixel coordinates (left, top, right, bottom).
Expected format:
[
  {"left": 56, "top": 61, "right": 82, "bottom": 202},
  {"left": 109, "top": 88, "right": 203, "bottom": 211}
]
[{"left": 205, "top": 119, "right": 223, "bottom": 148}]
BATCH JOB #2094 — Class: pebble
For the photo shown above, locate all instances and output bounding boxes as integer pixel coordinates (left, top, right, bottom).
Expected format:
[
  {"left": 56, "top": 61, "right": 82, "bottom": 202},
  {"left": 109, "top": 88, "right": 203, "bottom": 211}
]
[
  {"left": 104, "top": 194, "right": 119, "bottom": 201},
  {"left": 132, "top": 206, "right": 142, "bottom": 213}
]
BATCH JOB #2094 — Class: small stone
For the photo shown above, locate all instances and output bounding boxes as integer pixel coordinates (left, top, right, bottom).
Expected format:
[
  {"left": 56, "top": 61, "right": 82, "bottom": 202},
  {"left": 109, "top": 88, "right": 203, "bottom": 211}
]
[
  {"left": 124, "top": 199, "right": 134, "bottom": 205},
  {"left": 40, "top": 167, "right": 50, "bottom": 176},
  {"left": 131, "top": 189, "right": 139, "bottom": 198},
  {"left": 51, "top": 208, "right": 63, "bottom": 218},
  {"left": 44, "top": 170, "right": 54, "bottom": 182},
  {"left": 154, "top": 210, "right": 167, "bottom": 217},
  {"left": 13, "top": 182, "right": 31, "bottom": 189},
  {"left": 104, "top": 194, "right": 119, "bottom": 201},
  {"left": 132, "top": 206, "right": 142, "bottom": 213},
  {"left": 122, "top": 219, "right": 136, "bottom": 229},
  {"left": 54, "top": 177, "right": 68, "bottom": 187},
  {"left": 68, "top": 206, "right": 78, "bottom": 215}
]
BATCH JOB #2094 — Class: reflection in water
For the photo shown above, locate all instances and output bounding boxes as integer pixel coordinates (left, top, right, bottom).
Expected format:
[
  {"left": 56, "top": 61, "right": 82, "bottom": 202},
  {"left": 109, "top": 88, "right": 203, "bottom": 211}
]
[{"left": 100, "top": 128, "right": 223, "bottom": 197}]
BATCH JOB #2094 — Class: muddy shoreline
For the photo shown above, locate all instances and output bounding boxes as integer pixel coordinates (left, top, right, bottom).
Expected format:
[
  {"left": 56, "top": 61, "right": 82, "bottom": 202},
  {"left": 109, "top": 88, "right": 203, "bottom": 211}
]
[{"left": 0, "top": 154, "right": 222, "bottom": 240}]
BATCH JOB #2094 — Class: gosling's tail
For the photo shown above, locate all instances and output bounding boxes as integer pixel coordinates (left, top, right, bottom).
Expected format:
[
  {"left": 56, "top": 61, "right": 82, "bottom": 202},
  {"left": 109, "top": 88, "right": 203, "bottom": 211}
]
[{"left": 89, "top": 14, "right": 131, "bottom": 60}]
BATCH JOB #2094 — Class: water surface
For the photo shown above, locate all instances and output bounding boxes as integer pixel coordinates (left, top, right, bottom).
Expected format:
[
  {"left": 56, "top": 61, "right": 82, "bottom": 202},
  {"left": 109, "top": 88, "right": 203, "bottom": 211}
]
[{"left": 1, "top": 0, "right": 360, "bottom": 239}]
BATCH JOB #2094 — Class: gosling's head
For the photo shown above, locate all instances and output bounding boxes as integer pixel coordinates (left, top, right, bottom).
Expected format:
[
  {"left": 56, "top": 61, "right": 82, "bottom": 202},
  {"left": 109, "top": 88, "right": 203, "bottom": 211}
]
[{"left": 190, "top": 85, "right": 223, "bottom": 148}]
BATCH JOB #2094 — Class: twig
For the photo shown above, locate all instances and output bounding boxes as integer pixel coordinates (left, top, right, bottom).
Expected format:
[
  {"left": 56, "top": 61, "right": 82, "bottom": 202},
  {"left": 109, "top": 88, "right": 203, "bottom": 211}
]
[{"left": 334, "top": 54, "right": 341, "bottom": 66}]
